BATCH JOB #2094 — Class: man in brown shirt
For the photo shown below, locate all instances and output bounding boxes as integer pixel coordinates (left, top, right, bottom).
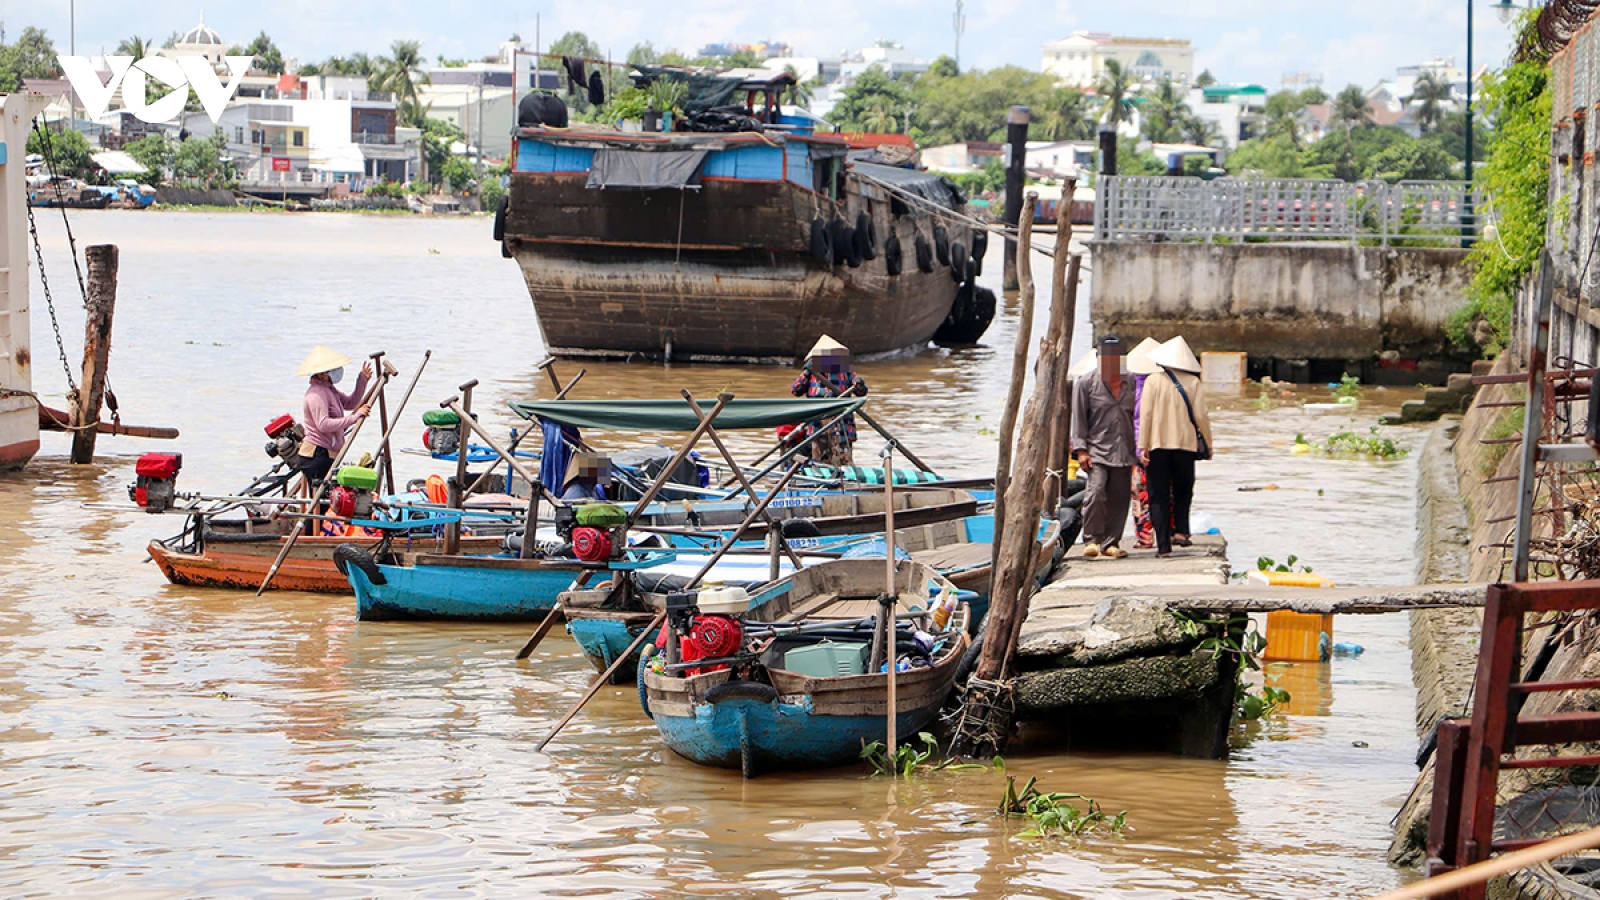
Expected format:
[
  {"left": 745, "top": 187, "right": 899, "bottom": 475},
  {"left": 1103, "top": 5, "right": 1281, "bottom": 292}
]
[{"left": 1070, "top": 336, "right": 1137, "bottom": 558}]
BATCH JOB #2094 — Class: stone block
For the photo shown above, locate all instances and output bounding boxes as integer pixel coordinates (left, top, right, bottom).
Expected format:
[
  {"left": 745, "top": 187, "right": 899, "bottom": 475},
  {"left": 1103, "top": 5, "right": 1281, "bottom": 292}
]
[{"left": 1446, "top": 372, "right": 1477, "bottom": 395}]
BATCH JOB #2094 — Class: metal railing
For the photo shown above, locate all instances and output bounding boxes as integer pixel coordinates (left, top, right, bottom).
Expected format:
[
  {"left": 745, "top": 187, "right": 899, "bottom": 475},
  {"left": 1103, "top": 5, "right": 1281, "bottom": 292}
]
[
  {"left": 351, "top": 132, "right": 395, "bottom": 145},
  {"left": 1094, "top": 176, "right": 1485, "bottom": 247}
]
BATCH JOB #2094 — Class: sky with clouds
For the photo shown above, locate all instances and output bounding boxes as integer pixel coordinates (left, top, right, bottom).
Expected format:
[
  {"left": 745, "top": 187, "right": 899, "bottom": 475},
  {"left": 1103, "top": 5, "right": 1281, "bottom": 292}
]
[{"left": 12, "top": 0, "right": 1526, "bottom": 91}]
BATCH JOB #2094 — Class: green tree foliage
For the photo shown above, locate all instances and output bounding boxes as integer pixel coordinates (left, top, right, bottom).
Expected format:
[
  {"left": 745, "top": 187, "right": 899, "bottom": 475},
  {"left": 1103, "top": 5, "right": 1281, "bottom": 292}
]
[
  {"left": 1366, "top": 136, "right": 1455, "bottom": 181},
  {"left": 1408, "top": 70, "right": 1451, "bottom": 133},
  {"left": 1140, "top": 78, "right": 1191, "bottom": 143},
  {"left": 626, "top": 42, "right": 659, "bottom": 67},
  {"left": 1263, "top": 90, "right": 1307, "bottom": 146},
  {"left": 928, "top": 55, "right": 959, "bottom": 78},
  {"left": 1457, "top": 12, "right": 1550, "bottom": 354},
  {"left": 1117, "top": 136, "right": 1166, "bottom": 175},
  {"left": 372, "top": 40, "right": 431, "bottom": 127},
  {"left": 549, "top": 31, "right": 601, "bottom": 61},
  {"left": 124, "top": 133, "right": 176, "bottom": 182},
  {"left": 830, "top": 68, "right": 915, "bottom": 134},
  {"left": 0, "top": 27, "right": 59, "bottom": 92},
  {"left": 1039, "top": 87, "right": 1095, "bottom": 141},
  {"left": 1331, "top": 85, "right": 1373, "bottom": 132},
  {"left": 1096, "top": 60, "right": 1135, "bottom": 127},
  {"left": 950, "top": 159, "right": 1006, "bottom": 199},
  {"left": 1226, "top": 133, "right": 1321, "bottom": 177},
  {"left": 171, "top": 133, "right": 234, "bottom": 187},
  {"left": 115, "top": 35, "right": 152, "bottom": 58},
  {"left": 315, "top": 53, "right": 378, "bottom": 77},
  {"left": 1432, "top": 110, "right": 1496, "bottom": 163},
  {"left": 1299, "top": 86, "right": 1329, "bottom": 106},
  {"left": 910, "top": 66, "right": 1059, "bottom": 145},
  {"left": 228, "top": 31, "right": 286, "bottom": 75},
  {"left": 1195, "top": 69, "right": 1216, "bottom": 88},
  {"left": 27, "top": 127, "right": 92, "bottom": 179},
  {"left": 421, "top": 118, "right": 464, "bottom": 186},
  {"left": 440, "top": 155, "right": 474, "bottom": 193},
  {"left": 1181, "top": 115, "right": 1222, "bottom": 146}
]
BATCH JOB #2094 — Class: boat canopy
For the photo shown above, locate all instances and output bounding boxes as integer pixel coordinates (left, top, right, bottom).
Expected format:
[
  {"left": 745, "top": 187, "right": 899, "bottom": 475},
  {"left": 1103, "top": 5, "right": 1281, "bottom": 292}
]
[{"left": 509, "top": 398, "right": 865, "bottom": 431}]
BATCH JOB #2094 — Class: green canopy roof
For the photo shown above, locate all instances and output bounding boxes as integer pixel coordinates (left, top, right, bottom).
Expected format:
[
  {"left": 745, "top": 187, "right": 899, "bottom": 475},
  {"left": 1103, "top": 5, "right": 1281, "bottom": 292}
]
[{"left": 508, "top": 397, "right": 865, "bottom": 431}]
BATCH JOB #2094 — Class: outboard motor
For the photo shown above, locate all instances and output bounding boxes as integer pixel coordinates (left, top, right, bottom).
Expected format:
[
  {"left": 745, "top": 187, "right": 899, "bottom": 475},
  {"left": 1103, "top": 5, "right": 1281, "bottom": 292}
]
[
  {"left": 263, "top": 414, "right": 303, "bottom": 461},
  {"left": 129, "top": 452, "right": 182, "bottom": 512},
  {"left": 329, "top": 466, "right": 378, "bottom": 520}
]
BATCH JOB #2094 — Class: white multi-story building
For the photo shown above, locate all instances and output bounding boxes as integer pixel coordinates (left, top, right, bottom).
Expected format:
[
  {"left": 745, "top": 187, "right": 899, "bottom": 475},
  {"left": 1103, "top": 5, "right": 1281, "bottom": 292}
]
[{"left": 1041, "top": 32, "right": 1195, "bottom": 87}]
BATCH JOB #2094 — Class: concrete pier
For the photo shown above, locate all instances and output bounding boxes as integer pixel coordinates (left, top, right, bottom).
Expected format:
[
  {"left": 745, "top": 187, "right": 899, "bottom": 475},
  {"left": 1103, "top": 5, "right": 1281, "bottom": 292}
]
[{"left": 1013, "top": 534, "right": 1484, "bottom": 758}]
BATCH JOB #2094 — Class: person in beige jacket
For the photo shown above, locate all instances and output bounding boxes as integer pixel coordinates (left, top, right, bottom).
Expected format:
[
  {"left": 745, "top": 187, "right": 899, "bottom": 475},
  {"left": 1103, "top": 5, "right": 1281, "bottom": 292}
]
[{"left": 1137, "top": 337, "right": 1214, "bottom": 557}]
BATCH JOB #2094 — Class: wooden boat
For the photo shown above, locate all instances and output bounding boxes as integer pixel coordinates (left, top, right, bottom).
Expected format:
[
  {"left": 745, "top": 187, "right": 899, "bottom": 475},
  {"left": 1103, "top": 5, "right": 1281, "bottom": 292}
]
[
  {"left": 501, "top": 68, "right": 993, "bottom": 362},
  {"left": 148, "top": 516, "right": 503, "bottom": 594},
  {"left": 641, "top": 558, "right": 969, "bottom": 777}
]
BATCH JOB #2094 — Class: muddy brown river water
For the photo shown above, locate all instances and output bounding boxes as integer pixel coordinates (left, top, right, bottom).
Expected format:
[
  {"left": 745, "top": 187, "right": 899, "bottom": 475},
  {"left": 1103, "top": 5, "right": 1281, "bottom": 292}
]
[{"left": 1, "top": 211, "right": 1434, "bottom": 897}]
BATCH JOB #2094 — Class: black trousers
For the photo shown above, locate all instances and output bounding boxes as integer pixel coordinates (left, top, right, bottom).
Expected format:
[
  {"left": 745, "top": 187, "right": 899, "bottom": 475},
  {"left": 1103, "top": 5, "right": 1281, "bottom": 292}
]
[
  {"left": 296, "top": 445, "right": 334, "bottom": 485},
  {"left": 1147, "top": 449, "right": 1197, "bottom": 554}
]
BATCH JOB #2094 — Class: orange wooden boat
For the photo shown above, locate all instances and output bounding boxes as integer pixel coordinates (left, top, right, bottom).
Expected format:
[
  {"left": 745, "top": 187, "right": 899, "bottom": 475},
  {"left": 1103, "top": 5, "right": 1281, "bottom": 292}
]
[{"left": 149, "top": 521, "right": 505, "bottom": 594}]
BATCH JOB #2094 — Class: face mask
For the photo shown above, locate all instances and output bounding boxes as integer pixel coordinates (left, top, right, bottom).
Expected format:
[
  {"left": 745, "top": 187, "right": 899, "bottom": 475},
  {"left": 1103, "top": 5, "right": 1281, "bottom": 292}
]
[{"left": 326, "top": 367, "right": 344, "bottom": 384}]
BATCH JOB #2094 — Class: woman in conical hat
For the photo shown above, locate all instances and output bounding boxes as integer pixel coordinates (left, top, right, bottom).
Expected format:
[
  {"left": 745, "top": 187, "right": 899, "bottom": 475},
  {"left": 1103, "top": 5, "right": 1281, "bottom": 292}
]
[
  {"left": 792, "top": 334, "right": 869, "bottom": 467},
  {"left": 295, "top": 346, "right": 371, "bottom": 489},
  {"left": 1138, "top": 335, "right": 1213, "bottom": 557},
  {"left": 1124, "top": 337, "right": 1163, "bottom": 550}
]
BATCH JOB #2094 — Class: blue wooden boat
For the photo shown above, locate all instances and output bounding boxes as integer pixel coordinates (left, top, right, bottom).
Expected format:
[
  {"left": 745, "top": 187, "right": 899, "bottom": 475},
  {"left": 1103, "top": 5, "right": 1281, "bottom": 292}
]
[
  {"left": 339, "top": 545, "right": 675, "bottom": 622},
  {"left": 640, "top": 559, "right": 969, "bottom": 777}
]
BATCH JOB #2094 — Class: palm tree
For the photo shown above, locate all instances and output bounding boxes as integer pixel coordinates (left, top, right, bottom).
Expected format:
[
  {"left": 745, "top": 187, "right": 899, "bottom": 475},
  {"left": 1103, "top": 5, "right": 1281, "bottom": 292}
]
[
  {"left": 115, "top": 35, "right": 150, "bottom": 58},
  {"left": 783, "top": 65, "right": 815, "bottom": 108},
  {"left": 1181, "top": 114, "right": 1221, "bottom": 146},
  {"left": 1332, "top": 85, "right": 1373, "bottom": 132},
  {"left": 371, "top": 41, "right": 431, "bottom": 127},
  {"left": 1041, "top": 88, "right": 1094, "bottom": 141},
  {"left": 862, "top": 101, "right": 898, "bottom": 133},
  {"left": 1095, "top": 59, "right": 1135, "bottom": 127},
  {"left": 1408, "top": 71, "right": 1451, "bottom": 133},
  {"left": 1140, "top": 78, "right": 1191, "bottom": 142}
]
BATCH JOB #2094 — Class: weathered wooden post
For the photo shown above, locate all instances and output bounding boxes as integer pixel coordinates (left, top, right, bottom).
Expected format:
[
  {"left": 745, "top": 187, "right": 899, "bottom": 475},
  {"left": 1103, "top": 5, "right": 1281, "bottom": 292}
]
[
  {"left": 71, "top": 244, "right": 118, "bottom": 464},
  {"left": 951, "top": 202, "right": 1074, "bottom": 760},
  {"left": 444, "top": 379, "right": 477, "bottom": 556},
  {"left": 992, "top": 193, "right": 1038, "bottom": 563},
  {"left": 1001, "top": 106, "right": 1031, "bottom": 291},
  {"left": 1041, "top": 180, "right": 1080, "bottom": 509}
]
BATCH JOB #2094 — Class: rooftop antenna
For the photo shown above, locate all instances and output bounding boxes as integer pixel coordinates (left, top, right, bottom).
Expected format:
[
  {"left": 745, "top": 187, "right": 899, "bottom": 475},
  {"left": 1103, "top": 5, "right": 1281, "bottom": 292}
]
[{"left": 953, "top": 0, "right": 966, "bottom": 71}]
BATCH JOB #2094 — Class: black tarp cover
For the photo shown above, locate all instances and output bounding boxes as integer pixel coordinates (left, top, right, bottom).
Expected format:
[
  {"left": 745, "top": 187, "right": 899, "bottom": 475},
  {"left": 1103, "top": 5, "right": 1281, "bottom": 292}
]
[
  {"left": 851, "top": 162, "right": 963, "bottom": 215},
  {"left": 587, "top": 148, "right": 708, "bottom": 190},
  {"left": 632, "top": 65, "right": 745, "bottom": 114}
]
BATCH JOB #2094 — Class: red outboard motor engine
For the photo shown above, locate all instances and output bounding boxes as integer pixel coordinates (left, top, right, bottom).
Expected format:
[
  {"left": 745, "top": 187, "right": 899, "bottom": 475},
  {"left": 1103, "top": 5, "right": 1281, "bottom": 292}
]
[
  {"left": 264, "top": 414, "right": 303, "bottom": 461},
  {"left": 679, "top": 615, "right": 743, "bottom": 676},
  {"left": 129, "top": 452, "right": 182, "bottom": 512}
]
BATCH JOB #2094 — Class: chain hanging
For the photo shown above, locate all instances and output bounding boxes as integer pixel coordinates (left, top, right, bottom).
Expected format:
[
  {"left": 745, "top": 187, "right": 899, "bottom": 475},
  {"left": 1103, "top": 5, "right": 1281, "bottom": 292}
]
[{"left": 24, "top": 174, "right": 78, "bottom": 397}]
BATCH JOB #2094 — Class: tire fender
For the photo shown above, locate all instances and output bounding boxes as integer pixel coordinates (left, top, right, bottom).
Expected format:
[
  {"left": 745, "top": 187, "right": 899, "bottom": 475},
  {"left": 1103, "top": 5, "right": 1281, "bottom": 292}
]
[
  {"left": 933, "top": 223, "right": 950, "bottom": 266},
  {"left": 492, "top": 194, "right": 508, "bottom": 241},
  {"left": 970, "top": 229, "right": 989, "bottom": 276},
  {"left": 333, "top": 543, "right": 387, "bottom": 586},
  {"left": 809, "top": 218, "right": 832, "bottom": 265},
  {"left": 855, "top": 212, "right": 877, "bottom": 261},
  {"left": 703, "top": 680, "right": 779, "bottom": 705},
  {"left": 914, "top": 233, "right": 935, "bottom": 273},
  {"left": 949, "top": 241, "right": 967, "bottom": 282},
  {"left": 883, "top": 231, "right": 903, "bottom": 276}
]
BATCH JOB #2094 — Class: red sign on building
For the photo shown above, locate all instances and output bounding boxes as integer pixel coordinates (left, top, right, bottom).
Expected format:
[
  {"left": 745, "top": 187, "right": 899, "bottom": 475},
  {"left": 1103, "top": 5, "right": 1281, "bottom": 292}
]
[{"left": 271, "top": 157, "right": 291, "bottom": 173}]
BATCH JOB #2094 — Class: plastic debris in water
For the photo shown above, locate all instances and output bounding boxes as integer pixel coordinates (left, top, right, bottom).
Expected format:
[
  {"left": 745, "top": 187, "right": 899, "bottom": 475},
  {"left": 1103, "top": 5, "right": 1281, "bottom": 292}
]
[{"left": 1332, "top": 641, "right": 1365, "bottom": 657}]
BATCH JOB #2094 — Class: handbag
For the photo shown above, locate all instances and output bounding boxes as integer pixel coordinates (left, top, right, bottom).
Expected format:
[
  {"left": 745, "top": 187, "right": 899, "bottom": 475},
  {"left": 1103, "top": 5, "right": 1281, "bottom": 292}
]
[{"left": 1165, "top": 371, "right": 1211, "bottom": 460}]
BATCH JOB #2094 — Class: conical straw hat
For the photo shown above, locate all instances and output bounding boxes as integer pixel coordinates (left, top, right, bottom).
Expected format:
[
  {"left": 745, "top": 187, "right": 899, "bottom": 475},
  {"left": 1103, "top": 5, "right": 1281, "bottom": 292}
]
[
  {"left": 1067, "top": 350, "right": 1098, "bottom": 379},
  {"left": 296, "top": 345, "right": 352, "bottom": 377},
  {"left": 1126, "top": 337, "right": 1162, "bottom": 375},
  {"left": 1151, "top": 336, "right": 1201, "bottom": 374},
  {"left": 805, "top": 334, "right": 849, "bottom": 359}
]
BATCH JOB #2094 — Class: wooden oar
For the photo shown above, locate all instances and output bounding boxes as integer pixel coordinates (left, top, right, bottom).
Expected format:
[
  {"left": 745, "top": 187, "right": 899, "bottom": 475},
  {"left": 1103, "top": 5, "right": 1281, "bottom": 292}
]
[
  {"left": 533, "top": 461, "right": 805, "bottom": 753},
  {"left": 533, "top": 612, "right": 665, "bottom": 753},
  {"left": 368, "top": 351, "right": 398, "bottom": 495},
  {"left": 882, "top": 444, "right": 898, "bottom": 758},
  {"left": 256, "top": 362, "right": 393, "bottom": 595},
  {"left": 514, "top": 604, "right": 566, "bottom": 660}
]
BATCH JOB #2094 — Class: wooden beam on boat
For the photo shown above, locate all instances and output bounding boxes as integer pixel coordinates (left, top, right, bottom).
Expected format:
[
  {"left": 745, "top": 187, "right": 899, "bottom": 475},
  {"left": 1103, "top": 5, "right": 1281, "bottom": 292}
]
[{"left": 39, "top": 404, "right": 178, "bottom": 439}]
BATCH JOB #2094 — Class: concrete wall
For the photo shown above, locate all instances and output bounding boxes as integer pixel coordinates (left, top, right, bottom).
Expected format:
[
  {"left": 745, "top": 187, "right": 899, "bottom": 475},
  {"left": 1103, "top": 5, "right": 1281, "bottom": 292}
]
[{"left": 1090, "top": 242, "right": 1474, "bottom": 362}]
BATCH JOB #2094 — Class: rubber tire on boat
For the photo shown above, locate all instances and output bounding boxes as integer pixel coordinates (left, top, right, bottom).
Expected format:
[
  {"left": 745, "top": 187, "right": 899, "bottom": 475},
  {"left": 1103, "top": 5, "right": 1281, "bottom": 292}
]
[
  {"left": 883, "top": 232, "right": 903, "bottom": 276},
  {"left": 844, "top": 226, "right": 863, "bottom": 268},
  {"left": 948, "top": 242, "right": 968, "bottom": 283},
  {"left": 500, "top": 239, "right": 513, "bottom": 259},
  {"left": 855, "top": 212, "right": 877, "bottom": 261},
  {"left": 955, "top": 617, "right": 987, "bottom": 686},
  {"left": 809, "top": 218, "right": 832, "bottom": 265},
  {"left": 933, "top": 223, "right": 950, "bottom": 266},
  {"left": 638, "top": 645, "right": 655, "bottom": 719},
  {"left": 703, "top": 681, "right": 779, "bottom": 705},
  {"left": 333, "top": 543, "right": 387, "bottom": 587},
  {"left": 829, "top": 218, "right": 850, "bottom": 265},
  {"left": 914, "top": 233, "right": 935, "bottom": 273},
  {"left": 780, "top": 518, "right": 822, "bottom": 538},
  {"left": 492, "top": 194, "right": 508, "bottom": 241},
  {"left": 970, "top": 229, "right": 988, "bottom": 276}
]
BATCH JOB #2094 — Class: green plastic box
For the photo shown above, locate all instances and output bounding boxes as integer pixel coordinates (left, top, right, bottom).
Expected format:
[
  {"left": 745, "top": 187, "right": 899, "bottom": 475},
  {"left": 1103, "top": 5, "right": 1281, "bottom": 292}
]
[
  {"left": 574, "top": 502, "right": 627, "bottom": 527},
  {"left": 421, "top": 408, "right": 459, "bottom": 427},
  {"left": 336, "top": 466, "right": 379, "bottom": 491},
  {"left": 783, "top": 641, "right": 868, "bottom": 678}
]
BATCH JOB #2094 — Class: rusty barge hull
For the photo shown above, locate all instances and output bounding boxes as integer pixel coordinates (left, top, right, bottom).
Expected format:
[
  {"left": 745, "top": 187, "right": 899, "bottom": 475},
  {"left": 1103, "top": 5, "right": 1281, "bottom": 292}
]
[{"left": 503, "top": 165, "right": 970, "bottom": 362}]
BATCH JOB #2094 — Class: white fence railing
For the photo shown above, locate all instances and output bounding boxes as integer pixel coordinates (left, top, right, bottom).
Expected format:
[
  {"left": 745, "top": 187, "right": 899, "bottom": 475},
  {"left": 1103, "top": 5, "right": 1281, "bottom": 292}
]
[{"left": 1093, "top": 176, "right": 1484, "bottom": 247}]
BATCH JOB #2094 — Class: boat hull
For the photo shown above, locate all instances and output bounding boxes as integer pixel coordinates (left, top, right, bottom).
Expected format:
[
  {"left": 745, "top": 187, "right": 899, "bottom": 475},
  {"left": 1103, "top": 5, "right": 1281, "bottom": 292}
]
[
  {"left": 504, "top": 171, "right": 969, "bottom": 362},
  {"left": 564, "top": 609, "right": 659, "bottom": 681},
  {"left": 148, "top": 534, "right": 504, "bottom": 594},
  {"left": 0, "top": 395, "right": 38, "bottom": 471},
  {"left": 651, "top": 696, "right": 941, "bottom": 775},
  {"left": 349, "top": 559, "right": 577, "bottom": 622}
]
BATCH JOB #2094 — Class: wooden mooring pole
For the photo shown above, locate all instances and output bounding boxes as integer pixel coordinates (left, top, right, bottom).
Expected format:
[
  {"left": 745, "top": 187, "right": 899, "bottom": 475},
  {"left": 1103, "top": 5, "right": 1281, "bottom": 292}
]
[
  {"left": 71, "top": 244, "right": 118, "bottom": 464},
  {"left": 1041, "top": 182, "right": 1079, "bottom": 511},
  {"left": 1001, "top": 106, "right": 1030, "bottom": 291},
  {"left": 991, "top": 192, "right": 1039, "bottom": 560}
]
